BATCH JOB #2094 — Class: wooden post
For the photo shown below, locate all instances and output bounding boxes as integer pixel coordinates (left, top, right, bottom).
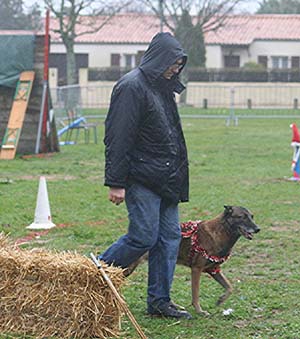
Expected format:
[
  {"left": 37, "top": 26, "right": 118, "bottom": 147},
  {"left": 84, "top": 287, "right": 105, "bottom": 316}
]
[{"left": 247, "top": 99, "right": 252, "bottom": 110}]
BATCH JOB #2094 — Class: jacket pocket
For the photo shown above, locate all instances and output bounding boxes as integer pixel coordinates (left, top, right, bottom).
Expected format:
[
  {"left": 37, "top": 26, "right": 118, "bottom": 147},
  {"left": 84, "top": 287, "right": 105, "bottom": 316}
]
[{"left": 129, "top": 152, "right": 172, "bottom": 188}]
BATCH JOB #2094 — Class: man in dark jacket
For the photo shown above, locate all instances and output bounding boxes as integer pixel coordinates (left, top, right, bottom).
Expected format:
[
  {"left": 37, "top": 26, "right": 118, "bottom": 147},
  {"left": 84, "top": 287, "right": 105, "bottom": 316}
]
[{"left": 99, "top": 32, "right": 191, "bottom": 319}]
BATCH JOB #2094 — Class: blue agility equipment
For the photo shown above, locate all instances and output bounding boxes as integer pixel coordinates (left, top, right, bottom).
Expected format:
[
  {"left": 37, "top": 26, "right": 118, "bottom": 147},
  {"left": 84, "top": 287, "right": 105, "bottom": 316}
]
[{"left": 57, "top": 116, "right": 86, "bottom": 137}]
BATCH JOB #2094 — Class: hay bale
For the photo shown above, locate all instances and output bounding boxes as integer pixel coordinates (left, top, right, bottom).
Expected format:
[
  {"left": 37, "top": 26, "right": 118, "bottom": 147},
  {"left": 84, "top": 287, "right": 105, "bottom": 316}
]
[{"left": 0, "top": 233, "right": 125, "bottom": 339}]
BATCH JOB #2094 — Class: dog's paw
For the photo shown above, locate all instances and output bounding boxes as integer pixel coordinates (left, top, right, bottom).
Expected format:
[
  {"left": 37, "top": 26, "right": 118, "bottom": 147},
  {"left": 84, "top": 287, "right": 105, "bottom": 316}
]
[
  {"left": 197, "top": 309, "right": 210, "bottom": 316},
  {"left": 193, "top": 305, "right": 210, "bottom": 316},
  {"left": 216, "top": 294, "right": 229, "bottom": 306},
  {"left": 216, "top": 299, "right": 224, "bottom": 306}
]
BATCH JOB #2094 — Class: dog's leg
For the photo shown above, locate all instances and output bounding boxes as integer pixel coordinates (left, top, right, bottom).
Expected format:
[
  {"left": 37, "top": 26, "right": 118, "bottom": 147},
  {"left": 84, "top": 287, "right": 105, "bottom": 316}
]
[
  {"left": 191, "top": 267, "right": 209, "bottom": 315},
  {"left": 123, "top": 253, "right": 148, "bottom": 277},
  {"left": 208, "top": 271, "right": 233, "bottom": 305}
]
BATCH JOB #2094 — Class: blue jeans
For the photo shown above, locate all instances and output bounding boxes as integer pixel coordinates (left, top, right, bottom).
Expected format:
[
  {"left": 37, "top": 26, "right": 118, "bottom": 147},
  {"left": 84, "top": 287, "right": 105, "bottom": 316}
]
[{"left": 100, "top": 183, "right": 181, "bottom": 307}]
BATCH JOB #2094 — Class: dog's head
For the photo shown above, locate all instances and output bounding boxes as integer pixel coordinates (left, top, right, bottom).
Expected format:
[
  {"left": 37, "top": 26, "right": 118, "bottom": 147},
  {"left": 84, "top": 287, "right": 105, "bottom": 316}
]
[{"left": 223, "top": 205, "right": 260, "bottom": 240}]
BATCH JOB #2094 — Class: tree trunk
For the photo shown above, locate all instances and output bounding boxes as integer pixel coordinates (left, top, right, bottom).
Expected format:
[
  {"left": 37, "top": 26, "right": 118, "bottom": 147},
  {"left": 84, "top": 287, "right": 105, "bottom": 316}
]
[
  {"left": 63, "top": 40, "right": 80, "bottom": 115},
  {"left": 65, "top": 41, "right": 77, "bottom": 85},
  {"left": 179, "top": 68, "right": 188, "bottom": 105}
]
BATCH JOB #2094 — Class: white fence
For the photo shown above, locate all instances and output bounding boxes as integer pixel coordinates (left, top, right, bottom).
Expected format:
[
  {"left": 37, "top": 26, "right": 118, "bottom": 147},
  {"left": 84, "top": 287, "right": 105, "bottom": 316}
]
[
  {"left": 51, "top": 82, "right": 300, "bottom": 124},
  {"left": 187, "top": 83, "right": 300, "bottom": 110}
]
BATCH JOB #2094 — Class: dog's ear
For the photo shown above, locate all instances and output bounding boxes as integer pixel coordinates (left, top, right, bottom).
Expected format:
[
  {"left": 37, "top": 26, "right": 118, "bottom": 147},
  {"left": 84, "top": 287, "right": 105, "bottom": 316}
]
[{"left": 224, "top": 205, "right": 233, "bottom": 216}]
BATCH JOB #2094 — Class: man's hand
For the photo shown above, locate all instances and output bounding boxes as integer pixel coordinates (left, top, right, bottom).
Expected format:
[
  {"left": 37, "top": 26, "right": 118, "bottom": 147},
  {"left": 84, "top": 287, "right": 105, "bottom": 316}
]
[{"left": 109, "top": 187, "right": 125, "bottom": 205}]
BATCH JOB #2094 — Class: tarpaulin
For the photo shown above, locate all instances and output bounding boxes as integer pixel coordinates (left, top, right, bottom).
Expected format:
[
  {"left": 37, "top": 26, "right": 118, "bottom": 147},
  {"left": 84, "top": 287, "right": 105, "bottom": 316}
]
[{"left": 0, "top": 34, "right": 35, "bottom": 88}]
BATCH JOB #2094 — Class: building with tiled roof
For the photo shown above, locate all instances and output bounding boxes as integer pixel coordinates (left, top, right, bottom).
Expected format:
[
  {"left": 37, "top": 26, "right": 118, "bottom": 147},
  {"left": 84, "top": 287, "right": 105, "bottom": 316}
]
[
  {"left": 205, "top": 15, "right": 300, "bottom": 45},
  {"left": 47, "top": 13, "right": 300, "bottom": 86},
  {"left": 49, "top": 13, "right": 300, "bottom": 45}
]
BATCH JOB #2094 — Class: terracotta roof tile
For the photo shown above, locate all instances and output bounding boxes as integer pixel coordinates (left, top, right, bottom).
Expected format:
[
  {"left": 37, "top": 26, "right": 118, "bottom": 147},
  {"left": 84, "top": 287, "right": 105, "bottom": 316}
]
[
  {"left": 46, "top": 13, "right": 300, "bottom": 45},
  {"left": 50, "top": 13, "right": 163, "bottom": 44},
  {"left": 206, "top": 15, "right": 300, "bottom": 45}
]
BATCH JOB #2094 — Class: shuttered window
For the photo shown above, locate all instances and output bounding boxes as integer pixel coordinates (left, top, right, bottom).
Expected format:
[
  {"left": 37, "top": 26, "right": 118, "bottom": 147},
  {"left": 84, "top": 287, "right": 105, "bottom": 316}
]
[
  {"left": 291, "top": 56, "right": 300, "bottom": 69},
  {"left": 136, "top": 50, "right": 145, "bottom": 66},
  {"left": 224, "top": 55, "right": 240, "bottom": 68},
  {"left": 111, "top": 54, "right": 120, "bottom": 66},
  {"left": 258, "top": 55, "right": 268, "bottom": 68}
]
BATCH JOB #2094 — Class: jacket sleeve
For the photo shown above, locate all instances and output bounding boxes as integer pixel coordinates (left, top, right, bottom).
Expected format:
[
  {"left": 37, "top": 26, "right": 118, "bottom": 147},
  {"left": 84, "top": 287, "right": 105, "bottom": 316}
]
[{"left": 104, "top": 82, "right": 144, "bottom": 188}]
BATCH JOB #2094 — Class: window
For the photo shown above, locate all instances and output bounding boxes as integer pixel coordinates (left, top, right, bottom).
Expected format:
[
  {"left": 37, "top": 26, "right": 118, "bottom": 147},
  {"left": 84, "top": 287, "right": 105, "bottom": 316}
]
[
  {"left": 136, "top": 50, "right": 145, "bottom": 66},
  {"left": 111, "top": 54, "right": 120, "bottom": 66},
  {"left": 49, "top": 53, "right": 88, "bottom": 86},
  {"left": 271, "top": 56, "right": 288, "bottom": 69},
  {"left": 291, "top": 56, "right": 300, "bottom": 69},
  {"left": 125, "top": 54, "right": 135, "bottom": 68},
  {"left": 258, "top": 55, "right": 268, "bottom": 68},
  {"left": 224, "top": 55, "right": 240, "bottom": 68}
]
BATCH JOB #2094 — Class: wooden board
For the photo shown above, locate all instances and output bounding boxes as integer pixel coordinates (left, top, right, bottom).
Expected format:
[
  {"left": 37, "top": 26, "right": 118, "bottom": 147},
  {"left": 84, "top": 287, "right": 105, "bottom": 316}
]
[{"left": 0, "top": 71, "right": 35, "bottom": 160}]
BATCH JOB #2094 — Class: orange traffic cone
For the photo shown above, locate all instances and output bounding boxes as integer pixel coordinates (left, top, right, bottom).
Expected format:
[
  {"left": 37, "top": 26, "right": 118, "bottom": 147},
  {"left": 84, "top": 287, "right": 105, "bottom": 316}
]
[{"left": 27, "top": 176, "right": 56, "bottom": 230}]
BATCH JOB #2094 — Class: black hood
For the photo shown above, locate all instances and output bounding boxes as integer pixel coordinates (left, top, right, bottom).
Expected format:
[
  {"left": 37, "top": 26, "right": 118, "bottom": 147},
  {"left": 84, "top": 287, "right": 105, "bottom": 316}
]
[{"left": 139, "top": 32, "right": 187, "bottom": 94}]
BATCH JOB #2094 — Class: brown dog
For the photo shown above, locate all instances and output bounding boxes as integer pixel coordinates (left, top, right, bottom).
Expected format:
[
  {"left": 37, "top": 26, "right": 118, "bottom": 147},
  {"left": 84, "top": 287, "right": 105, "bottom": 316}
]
[
  {"left": 177, "top": 205, "right": 260, "bottom": 314},
  {"left": 125, "top": 205, "right": 260, "bottom": 315}
]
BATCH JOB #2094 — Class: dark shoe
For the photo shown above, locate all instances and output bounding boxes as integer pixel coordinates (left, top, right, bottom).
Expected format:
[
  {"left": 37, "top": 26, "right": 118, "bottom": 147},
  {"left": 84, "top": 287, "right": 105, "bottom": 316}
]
[{"left": 148, "top": 302, "right": 192, "bottom": 320}]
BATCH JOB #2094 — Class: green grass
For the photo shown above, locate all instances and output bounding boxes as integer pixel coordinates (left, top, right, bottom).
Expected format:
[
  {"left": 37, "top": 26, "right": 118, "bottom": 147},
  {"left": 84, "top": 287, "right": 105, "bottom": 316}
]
[
  {"left": 66, "top": 106, "right": 300, "bottom": 118},
  {"left": 1, "top": 115, "right": 300, "bottom": 339},
  {"left": 178, "top": 106, "right": 300, "bottom": 117}
]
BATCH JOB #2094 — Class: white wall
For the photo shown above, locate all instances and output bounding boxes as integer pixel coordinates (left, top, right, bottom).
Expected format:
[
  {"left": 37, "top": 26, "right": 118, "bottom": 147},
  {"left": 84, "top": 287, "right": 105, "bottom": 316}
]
[
  {"left": 223, "top": 46, "right": 250, "bottom": 67},
  {"left": 50, "top": 42, "right": 148, "bottom": 68},
  {"left": 51, "top": 40, "right": 300, "bottom": 70},
  {"left": 206, "top": 45, "right": 223, "bottom": 68},
  {"left": 207, "top": 41, "right": 300, "bottom": 68},
  {"left": 50, "top": 80, "right": 300, "bottom": 110},
  {"left": 249, "top": 40, "right": 300, "bottom": 67},
  {"left": 52, "top": 42, "right": 227, "bottom": 69},
  {"left": 186, "top": 82, "right": 300, "bottom": 108}
]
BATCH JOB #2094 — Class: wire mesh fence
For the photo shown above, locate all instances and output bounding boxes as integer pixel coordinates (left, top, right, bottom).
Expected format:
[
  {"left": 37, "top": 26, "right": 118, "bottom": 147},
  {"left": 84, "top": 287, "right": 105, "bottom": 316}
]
[{"left": 51, "top": 82, "right": 300, "bottom": 125}]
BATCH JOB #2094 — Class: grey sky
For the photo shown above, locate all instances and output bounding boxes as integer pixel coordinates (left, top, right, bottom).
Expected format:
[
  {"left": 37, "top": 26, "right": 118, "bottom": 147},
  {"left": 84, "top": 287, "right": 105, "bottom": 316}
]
[
  {"left": 23, "top": 0, "right": 261, "bottom": 14},
  {"left": 237, "top": 0, "right": 260, "bottom": 13}
]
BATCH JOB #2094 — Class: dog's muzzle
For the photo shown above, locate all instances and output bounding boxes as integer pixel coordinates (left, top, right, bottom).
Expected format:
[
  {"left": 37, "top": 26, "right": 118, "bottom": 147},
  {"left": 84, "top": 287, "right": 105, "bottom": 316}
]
[{"left": 239, "top": 224, "right": 260, "bottom": 240}]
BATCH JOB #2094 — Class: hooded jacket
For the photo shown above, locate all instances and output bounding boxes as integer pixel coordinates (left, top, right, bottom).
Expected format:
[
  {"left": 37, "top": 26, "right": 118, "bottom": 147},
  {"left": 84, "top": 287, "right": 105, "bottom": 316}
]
[{"left": 104, "top": 32, "right": 189, "bottom": 203}]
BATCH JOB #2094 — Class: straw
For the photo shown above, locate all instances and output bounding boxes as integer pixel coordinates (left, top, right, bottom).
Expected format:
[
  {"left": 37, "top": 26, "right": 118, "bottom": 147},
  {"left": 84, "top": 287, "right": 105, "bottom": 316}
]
[{"left": 0, "top": 233, "right": 125, "bottom": 339}]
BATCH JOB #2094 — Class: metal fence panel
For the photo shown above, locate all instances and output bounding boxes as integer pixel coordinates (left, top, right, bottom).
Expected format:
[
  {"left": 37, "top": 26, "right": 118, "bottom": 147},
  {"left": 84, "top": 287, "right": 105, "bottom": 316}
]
[{"left": 51, "top": 83, "right": 300, "bottom": 124}]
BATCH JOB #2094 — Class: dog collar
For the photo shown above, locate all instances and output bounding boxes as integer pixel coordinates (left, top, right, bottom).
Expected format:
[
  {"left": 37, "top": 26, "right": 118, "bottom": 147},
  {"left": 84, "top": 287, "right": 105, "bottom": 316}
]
[{"left": 181, "top": 220, "right": 231, "bottom": 266}]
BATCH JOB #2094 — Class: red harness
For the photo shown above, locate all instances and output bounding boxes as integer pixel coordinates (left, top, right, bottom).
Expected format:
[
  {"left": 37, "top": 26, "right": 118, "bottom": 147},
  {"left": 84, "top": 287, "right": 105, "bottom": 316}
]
[{"left": 181, "top": 220, "right": 231, "bottom": 275}]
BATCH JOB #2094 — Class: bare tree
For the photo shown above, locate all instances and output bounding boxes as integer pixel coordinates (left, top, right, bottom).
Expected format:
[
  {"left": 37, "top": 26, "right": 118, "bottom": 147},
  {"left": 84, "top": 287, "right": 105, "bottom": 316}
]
[
  {"left": 44, "top": 0, "right": 130, "bottom": 85},
  {"left": 142, "top": 0, "right": 247, "bottom": 33},
  {"left": 0, "top": 0, "right": 42, "bottom": 30},
  {"left": 139, "top": 0, "right": 246, "bottom": 103}
]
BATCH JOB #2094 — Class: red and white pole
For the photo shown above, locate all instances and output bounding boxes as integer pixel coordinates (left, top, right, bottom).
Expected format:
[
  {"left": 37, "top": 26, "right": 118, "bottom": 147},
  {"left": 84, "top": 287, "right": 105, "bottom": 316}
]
[{"left": 42, "top": 9, "right": 50, "bottom": 152}]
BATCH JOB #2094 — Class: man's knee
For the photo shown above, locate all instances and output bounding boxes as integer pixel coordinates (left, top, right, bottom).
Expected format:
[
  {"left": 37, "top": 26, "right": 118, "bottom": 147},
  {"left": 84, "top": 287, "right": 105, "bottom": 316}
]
[{"left": 126, "top": 233, "right": 157, "bottom": 251}]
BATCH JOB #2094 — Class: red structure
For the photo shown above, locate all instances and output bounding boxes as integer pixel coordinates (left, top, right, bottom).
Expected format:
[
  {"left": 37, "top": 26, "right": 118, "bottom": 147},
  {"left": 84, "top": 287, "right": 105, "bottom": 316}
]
[{"left": 290, "top": 123, "right": 300, "bottom": 181}]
